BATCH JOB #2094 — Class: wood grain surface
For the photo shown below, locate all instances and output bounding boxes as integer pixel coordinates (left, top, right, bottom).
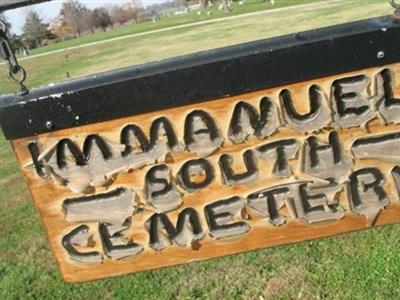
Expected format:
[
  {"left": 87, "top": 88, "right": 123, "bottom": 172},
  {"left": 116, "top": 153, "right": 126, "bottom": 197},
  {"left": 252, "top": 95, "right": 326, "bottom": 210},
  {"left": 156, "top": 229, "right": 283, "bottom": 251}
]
[{"left": 9, "top": 63, "right": 400, "bottom": 282}]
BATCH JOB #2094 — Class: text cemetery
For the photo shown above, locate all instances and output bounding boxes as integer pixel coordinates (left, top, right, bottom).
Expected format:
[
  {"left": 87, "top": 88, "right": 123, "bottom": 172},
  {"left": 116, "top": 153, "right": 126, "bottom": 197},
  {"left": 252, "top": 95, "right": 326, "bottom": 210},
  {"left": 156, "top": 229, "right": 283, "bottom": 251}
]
[{"left": 23, "top": 68, "right": 400, "bottom": 265}]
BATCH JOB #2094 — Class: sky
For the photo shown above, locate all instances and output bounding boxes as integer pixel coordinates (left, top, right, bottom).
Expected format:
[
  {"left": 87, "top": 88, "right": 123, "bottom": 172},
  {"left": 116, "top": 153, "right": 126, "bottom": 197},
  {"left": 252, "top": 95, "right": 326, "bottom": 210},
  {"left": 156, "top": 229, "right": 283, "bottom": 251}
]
[{"left": 4, "top": 0, "right": 166, "bottom": 35}]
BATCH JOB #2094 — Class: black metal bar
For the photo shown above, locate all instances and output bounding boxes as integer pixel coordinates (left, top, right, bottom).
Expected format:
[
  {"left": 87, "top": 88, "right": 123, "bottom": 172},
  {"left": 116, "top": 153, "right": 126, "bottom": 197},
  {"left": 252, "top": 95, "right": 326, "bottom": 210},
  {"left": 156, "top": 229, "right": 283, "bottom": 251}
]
[
  {"left": 0, "top": 0, "right": 51, "bottom": 11},
  {"left": 1, "top": 15, "right": 400, "bottom": 140}
]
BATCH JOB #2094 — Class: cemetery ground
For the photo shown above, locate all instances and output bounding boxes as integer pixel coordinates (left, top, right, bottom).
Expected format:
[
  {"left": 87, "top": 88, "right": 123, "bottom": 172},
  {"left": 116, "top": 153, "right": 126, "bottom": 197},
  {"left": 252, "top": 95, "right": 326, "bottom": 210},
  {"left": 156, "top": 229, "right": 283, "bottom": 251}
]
[
  {"left": 18, "top": 0, "right": 322, "bottom": 57},
  {"left": 0, "top": 0, "right": 393, "bottom": 94},
  {"left": 0, "top": 0, "right": 399, "bottom": 298}
]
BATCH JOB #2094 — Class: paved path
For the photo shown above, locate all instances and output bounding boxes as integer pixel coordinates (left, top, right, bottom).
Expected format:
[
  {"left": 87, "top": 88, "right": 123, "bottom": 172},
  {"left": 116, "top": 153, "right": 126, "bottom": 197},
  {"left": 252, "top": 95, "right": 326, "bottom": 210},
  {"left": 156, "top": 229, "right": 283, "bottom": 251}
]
[{"left": 15, "top": 0, "right": 342, "bottom": 63}]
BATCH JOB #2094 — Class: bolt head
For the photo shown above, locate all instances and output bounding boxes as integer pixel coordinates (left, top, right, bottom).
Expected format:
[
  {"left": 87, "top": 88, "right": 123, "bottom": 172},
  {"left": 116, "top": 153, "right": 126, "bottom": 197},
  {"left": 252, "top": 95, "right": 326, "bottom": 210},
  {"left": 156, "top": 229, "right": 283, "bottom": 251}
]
[{"left": 45, "top": 121, "right": 53, "bottom": 129}]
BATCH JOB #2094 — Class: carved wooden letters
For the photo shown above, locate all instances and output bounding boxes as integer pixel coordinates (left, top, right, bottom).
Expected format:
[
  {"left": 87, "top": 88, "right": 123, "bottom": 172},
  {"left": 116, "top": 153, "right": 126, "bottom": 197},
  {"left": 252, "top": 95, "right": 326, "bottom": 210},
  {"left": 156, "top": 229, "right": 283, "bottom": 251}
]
[{"left": 4, "top": 63, "right": 398, "bottom": 282}]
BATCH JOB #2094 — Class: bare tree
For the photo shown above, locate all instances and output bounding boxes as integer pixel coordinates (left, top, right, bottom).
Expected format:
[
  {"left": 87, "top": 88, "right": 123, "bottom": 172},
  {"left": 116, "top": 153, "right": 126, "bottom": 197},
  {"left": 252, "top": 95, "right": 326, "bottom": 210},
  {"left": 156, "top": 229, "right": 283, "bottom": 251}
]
[
  {"left": 109, "top": 5, "right": 130, "bottom": 26},
  {"left": 80, "top": 9, "right": 96, "bottom": 34},
  {"left": 109, "top": 1, "right": 143, "bottom": 27},
  {"left": 50, "top": 16, "right": 73, "bottom": 41},
  {"left": 126, "top": 0, "right": 143, "bottom": 24},
  {"left": 60, "top": 0, "right": 91, "bottom": 37}
]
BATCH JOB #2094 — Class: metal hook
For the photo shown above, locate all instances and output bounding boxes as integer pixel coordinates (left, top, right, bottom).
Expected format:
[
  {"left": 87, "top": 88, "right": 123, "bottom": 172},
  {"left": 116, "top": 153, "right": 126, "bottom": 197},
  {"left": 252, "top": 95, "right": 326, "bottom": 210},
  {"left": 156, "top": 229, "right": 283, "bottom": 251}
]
[
  {"left": 389, "top": 0, "right": 400, "bottom": 21},
  {"left": 8, "top": 65, "right": 29, "bottom": 95}
]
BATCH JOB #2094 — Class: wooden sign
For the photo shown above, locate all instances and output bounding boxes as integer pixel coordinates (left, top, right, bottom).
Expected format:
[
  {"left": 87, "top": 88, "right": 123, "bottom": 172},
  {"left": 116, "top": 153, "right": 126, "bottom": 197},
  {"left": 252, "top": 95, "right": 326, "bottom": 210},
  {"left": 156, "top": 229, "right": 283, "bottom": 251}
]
[{"left": 1, "top": 16, "right": 400, "bottom": 283}]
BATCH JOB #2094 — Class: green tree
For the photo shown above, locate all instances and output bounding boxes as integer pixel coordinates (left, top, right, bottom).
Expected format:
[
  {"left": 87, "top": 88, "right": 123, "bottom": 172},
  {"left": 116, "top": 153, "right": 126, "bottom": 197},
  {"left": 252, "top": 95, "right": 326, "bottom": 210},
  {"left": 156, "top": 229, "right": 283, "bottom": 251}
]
[
  {"left": 10, "top": 34, "right": 24, "bottom": 52},
  {"left": 92, "top": 8, "right": 112, "bottom": 31},
  {"left": 21, "top": 10, "right": 49, "bottom": 49}
]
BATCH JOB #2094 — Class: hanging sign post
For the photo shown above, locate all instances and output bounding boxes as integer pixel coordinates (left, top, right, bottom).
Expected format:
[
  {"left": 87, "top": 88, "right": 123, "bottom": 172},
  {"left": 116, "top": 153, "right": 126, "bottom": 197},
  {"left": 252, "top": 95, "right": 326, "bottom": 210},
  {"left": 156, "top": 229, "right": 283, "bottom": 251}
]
[{"left": 1, "top": 15, "right": 400, "bottom": 283}]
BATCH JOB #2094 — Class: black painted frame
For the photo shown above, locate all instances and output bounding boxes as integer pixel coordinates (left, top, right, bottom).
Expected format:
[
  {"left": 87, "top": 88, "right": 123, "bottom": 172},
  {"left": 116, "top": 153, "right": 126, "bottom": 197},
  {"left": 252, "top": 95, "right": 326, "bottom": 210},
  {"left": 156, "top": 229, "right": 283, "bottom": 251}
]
[
  {"left": 0, "top": 15, "right": 400, "bottom": 140},
  {"left": 0, "top": 0, "right": 50, "bottom": 12}
]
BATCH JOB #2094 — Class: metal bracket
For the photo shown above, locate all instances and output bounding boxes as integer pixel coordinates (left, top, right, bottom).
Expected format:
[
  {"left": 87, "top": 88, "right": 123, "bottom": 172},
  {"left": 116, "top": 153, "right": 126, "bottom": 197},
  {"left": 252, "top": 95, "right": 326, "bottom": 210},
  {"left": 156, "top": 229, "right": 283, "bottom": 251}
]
[{"left": 0, "top": 15, "right": 399, "bottom": 140}]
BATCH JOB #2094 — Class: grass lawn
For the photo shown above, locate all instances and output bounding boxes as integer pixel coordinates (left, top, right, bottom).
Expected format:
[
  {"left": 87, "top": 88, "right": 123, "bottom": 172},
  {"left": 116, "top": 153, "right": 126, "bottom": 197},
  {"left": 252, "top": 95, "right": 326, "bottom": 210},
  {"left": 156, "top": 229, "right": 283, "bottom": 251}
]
[
  {"left": 26, "top": 0, "right": 321, "bottom": 57},
  {"left": 0, "top": 0, "right": 399, "bottom": 299},
  {"left": 0, "top": 0, "right": 394, "bottom": 95}
]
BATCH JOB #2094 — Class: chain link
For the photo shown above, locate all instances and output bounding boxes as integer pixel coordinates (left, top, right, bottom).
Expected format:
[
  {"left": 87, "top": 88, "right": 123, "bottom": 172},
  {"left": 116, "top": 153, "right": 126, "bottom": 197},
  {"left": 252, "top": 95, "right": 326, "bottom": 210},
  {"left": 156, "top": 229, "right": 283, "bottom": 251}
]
[
  {"left": 0, "top": 20, "right": 29, "bottom": 95},
  {"left": 390, "top": 0, "right": 400, "bottom": 9},
  {"left": 389, "top": 0, "right": 400, "bottom": 22}
]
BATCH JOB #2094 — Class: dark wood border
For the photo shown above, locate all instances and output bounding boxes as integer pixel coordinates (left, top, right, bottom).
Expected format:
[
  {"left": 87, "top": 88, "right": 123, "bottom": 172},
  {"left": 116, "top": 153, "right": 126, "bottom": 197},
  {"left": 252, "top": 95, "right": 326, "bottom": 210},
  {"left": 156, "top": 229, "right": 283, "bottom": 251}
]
[{"left": 1, "top": 15, "right": 400, "bottom": 140}]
